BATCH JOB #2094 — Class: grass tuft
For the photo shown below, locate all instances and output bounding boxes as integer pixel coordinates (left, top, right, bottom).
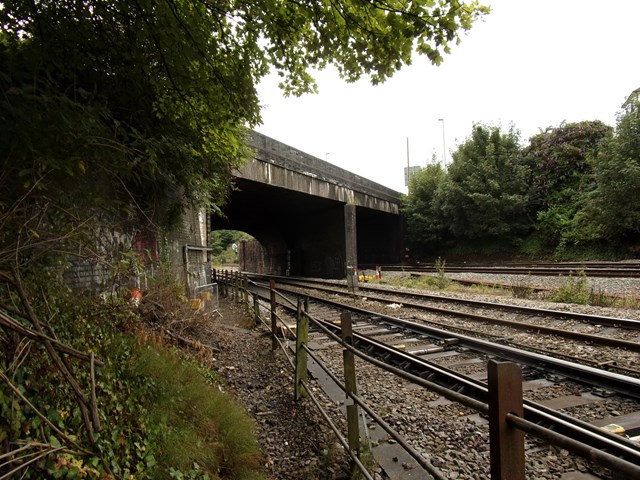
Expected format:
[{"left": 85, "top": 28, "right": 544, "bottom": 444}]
[
  {"left": 549, "top": 271, "right": 590, "bottom": 305},
  {"left": 131, "top": 341, "right": 264, "bottom": 480}
]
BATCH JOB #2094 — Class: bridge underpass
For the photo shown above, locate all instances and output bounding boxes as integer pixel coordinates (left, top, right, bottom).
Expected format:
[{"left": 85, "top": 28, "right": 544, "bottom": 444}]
[{"left": 212, "top": 132, "right": 403, "bottom": 279}]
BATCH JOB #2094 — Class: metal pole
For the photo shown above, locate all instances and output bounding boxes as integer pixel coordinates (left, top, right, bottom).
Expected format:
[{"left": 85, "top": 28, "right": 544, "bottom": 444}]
[{"left": 438, "top": 118, "right": 446, "bottom": 167}]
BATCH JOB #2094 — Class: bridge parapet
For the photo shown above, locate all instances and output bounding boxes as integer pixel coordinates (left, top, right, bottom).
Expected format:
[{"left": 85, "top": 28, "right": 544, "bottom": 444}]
[{"left": 249, "top": 131, "right": 401, "bottom": 208}]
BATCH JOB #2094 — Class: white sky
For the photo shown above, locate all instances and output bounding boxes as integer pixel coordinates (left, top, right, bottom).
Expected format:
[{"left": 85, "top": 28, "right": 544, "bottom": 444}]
[{"left": 255, "top": 0, "right": 640, "bottom": 194}]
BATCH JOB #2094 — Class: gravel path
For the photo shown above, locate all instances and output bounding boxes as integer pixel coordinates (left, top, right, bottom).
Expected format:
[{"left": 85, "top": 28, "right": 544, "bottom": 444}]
[{"left": 209, "top": 300, "right": 353, "bottom": 480}]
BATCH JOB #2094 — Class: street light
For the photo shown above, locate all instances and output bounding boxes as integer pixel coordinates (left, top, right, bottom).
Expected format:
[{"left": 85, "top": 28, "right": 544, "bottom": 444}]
[{"left": 438, "top": 118, "right": 446, "bottom": 167}]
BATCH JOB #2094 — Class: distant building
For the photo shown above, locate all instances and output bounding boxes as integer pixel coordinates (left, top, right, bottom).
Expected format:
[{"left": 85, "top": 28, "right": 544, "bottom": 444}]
[
  {"left": 622, "top": 87, "right": 640, "bottom": 113},
  {"left": 404, "top": 165, "right": 423, "bottom": 187}
]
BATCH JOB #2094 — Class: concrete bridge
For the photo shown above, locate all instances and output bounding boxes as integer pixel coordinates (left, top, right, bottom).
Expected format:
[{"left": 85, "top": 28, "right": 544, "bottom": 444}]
[{"left": 213, "top": 131, "right": 403, "bottom": 279}]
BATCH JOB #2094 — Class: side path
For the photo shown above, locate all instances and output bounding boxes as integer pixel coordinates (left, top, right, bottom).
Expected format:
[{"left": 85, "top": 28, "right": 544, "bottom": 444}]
[{"left": 209, "top": 297, "right": 353, "bottom": 479}]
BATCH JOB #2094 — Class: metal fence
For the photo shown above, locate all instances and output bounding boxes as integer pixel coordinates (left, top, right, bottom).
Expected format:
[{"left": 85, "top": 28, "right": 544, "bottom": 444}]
[{"left": 216, "top": 270, "right": 640, "bottom": 480}]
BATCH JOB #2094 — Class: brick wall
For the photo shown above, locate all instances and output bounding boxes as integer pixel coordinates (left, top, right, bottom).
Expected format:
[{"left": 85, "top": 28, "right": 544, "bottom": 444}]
[{"left": 64, "top": 208, "right": 211, "bottom": 295}]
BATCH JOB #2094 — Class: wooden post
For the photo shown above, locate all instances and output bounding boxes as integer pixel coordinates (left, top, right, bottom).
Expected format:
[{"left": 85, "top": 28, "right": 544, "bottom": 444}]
[
  {"left": 341, "top": 312, "right": 360, "bottom": 456},
  {"left": 253, "top": 294, "right": 260, "bottom": 326},
  {"left": 212, "top": 268, "right": 217, "bottom": 282},
  {"left": 243, "top": 274, "right": 249, "bottom": 307},
  {"left": 294, "top": 298, "right": 308, "bottom": 400},
  {"left": 270, "top": 279, "right": 277, "bottom": 351},
  {"left": 223, "top": 270, "right": 229, "bottom": 298},
  {"left": 488, "top": 360, "right": 525, "bottom": 480},
  {"left": 234, "top": 271, "right": 239, "bottom": 302}
]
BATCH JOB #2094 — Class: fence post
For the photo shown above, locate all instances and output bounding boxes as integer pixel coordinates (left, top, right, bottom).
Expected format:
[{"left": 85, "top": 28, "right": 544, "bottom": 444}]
[
  {"left": 253, "top": 294, "right": 260, "bottom": 326},
  {"left": 294, "top": 298, "right": 308, "bottom": 400},
  {"left": 270, "top": 279, "right": 277, "bottom": 351},
  {"left": 341, "top": 312, "right": 360, "bottom": 458},
  {"left": 243, "top": 274, "right": 249, "bottom": 308},
  {"left": 488, "top": 360, "right": 525, "bottom": 480},
  {"left": 212, "top": 268, "right": 217, "bottom": 282},
  {"left": 234, "top": 271, "right": 239, "bottom": 302},
  {"left": 223, "top": 270, "right": 228, "bottom": 298}
]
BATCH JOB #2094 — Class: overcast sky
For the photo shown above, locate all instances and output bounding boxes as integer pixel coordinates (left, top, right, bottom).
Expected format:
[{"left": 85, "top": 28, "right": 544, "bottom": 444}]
[{"left": 255, "top": 0, "right": 640, "bottom": 193}]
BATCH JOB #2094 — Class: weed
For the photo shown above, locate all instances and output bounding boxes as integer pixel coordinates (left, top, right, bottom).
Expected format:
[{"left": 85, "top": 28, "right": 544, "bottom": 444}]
[
  {"left": 434, "top": 257, "right": 451, "bottom": 289},
  {"left": 549, "top": 270, "right": 590, "bottom": 305},
  {"left": 133, "top": 342, "right": 265, "bottom": 480},
  {"left": 588, "top": 287, "right": 617, "bottom": 308},
  {"left": 511, "top": 276, "right": 534, "bottom": 299}
]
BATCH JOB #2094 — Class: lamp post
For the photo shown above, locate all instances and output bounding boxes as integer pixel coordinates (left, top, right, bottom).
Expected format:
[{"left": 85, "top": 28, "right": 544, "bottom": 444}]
[{"left": 438, "top": 118, "right": 446, "bottom": 168}]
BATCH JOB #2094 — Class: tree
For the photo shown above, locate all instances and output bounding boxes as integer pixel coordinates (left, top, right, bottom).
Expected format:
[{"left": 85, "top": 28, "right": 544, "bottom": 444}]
[
  {"left": 521, "top": 121, "right": 612, "bottom": 250},
  {"left": 577, "top": 109, "right": 640, "bottom": 248},
  {"left": 1, "top": 0, "right": 489, "bottom": 232},
  {"left": 402, "top": 163, "right": 449, "bottom": 254},
  {"left": 1, "top": 2, "right": 492, "bottom": 476},
  {"left": 441, "top": 124, "right": 530, "bottom": 245}
]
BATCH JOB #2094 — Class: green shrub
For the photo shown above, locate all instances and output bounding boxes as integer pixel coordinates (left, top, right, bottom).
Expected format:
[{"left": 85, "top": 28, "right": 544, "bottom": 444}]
[
  {"left": 434, "top": 257, "right": 451, "bottom": 289},
  {"left": 0, "top": 277, "right": 265, "bottom": 480},
  {"left": 549, "top": 271, "right": 590, "bottom": 305}
]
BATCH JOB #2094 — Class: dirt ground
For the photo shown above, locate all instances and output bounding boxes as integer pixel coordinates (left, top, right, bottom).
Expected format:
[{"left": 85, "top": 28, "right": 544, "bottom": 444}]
[{"left": 206, "top": 297, "right": 353, "bottom": 480}]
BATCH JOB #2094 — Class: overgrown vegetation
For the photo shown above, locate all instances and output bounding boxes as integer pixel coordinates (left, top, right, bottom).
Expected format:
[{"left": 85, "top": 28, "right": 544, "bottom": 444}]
[
  {"left": 1, "top": 1, "right": 492, "bottom": 475},
  {"left": 549, "top": 271, "right": 590, "bottom": 305},
  {"left": 510, "top": 276, "right": 534, "bottom": 299},
  {"left": 0, "top": 269, "right": 266, "bottom": 479},
  {"left": 403, "top": 115, "right": 640, "bottom": 260},
  {"left": 209, "top": 230, "right": 253, "bottom": 266}
]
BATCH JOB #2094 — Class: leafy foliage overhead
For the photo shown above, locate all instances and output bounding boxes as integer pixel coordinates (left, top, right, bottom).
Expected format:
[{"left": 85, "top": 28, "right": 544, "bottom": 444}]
[{"left": 0, "top": 0, "right": 489, "bottom": 228}]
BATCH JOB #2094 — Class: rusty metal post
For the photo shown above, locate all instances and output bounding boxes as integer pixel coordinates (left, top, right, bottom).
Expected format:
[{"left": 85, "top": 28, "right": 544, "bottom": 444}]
[
  {"left": 341, "top": 312, "right": 360, "bottom": 457},
  {"left": 270, "top": 279, "right": 277, "bottom": 351},
  {"left": 294, "top": 298, "right": 308, "bottom": 400},
  {"left": 488, "top": 360, "right": 525, "bottom": 480}
]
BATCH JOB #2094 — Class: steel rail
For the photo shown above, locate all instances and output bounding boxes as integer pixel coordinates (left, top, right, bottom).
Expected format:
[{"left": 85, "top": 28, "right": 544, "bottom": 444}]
[
  {"left": 307, "top": 292, "right": 640, "bottom": 400},
  {"left": 312, "top": 311, "right": 640, "bottom": 467},
  {"left": 266, "top": 275, "right": 640, "bottom": 330},
  {"left": 388, "top": 266, "right": 640, "bottom": 278},
  {"left": 243, "top": 280, "right": 640, "bottom": 470}
]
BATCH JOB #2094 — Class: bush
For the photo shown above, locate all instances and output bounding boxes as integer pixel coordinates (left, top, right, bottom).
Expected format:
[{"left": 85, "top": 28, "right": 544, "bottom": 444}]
[
  {"left": 549, "top": 271, "right": 590, "bottom": 305},
  {"left": 0, "top": 276, "right": 265, "bottom": 479}
]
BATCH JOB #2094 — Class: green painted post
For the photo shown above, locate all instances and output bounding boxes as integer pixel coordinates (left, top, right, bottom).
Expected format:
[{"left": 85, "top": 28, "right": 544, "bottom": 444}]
[{"left": 341, "top": 312, "right": 360, "bottom": 457}]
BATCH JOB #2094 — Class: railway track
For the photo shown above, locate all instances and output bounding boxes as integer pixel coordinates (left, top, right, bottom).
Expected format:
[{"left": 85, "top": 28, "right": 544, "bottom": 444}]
[
  {"left": 241, "top": 274, "right": 640, "bottom": 478},
  {"left": 261, "top": 276, "right": 640, "bottom": 375},
  {"left": 370, "top": 261, "right": 640, "bottom": 278}
]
